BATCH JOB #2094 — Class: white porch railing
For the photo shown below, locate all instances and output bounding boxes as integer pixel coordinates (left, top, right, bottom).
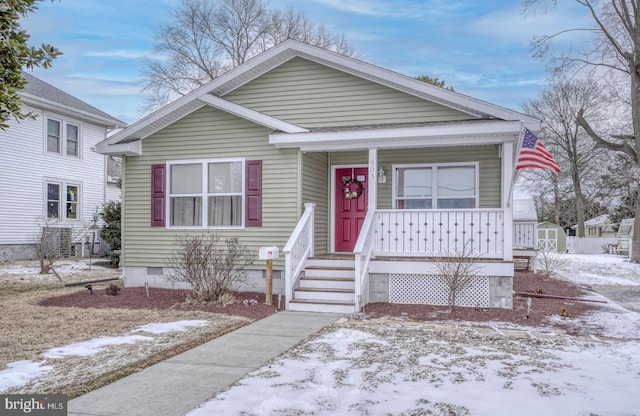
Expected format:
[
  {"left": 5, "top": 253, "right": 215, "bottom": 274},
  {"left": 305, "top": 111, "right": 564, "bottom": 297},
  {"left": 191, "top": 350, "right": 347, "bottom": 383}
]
[
  {"left": 373, "top": 209, "right": 505, "bottom": 259},
  {"left": 513, "top": 221, "right": 537, "bottom": 249},
  {"left": 283, "top": 203, "right": 315, "bottom": 310},
  {"left": 353, "top": 209, "right": 376, "bottom": 312}
]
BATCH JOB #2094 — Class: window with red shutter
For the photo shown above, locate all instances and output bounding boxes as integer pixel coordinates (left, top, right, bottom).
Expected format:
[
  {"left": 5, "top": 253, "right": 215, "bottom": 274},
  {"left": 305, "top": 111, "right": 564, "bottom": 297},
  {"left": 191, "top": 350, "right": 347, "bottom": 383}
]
[
  {"left": 151, "top": 164, "right": 166, "bottom": 226},
  {"left": 245, "top": 160, "right": 262, "bottom": 227}
]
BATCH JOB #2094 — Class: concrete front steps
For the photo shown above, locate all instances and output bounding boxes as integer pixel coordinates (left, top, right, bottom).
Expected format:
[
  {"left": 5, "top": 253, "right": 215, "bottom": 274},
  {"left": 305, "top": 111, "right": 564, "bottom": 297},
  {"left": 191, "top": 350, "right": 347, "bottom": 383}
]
[{"left": 288, "top": 257, "right": 356, "bottom": 314}]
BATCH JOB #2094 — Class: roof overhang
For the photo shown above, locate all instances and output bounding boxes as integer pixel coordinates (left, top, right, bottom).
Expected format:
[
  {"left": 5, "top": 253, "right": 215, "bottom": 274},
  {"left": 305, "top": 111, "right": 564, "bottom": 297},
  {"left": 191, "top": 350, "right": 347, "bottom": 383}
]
[
  {"left": 269, "top": 120, "right": 526, "bottom": 152},
  {"left": 21, "top": 94, "right": 124, "bottom": 128},
  {"left": 97, "top": 139, "right": 142, "bottom": 156}
]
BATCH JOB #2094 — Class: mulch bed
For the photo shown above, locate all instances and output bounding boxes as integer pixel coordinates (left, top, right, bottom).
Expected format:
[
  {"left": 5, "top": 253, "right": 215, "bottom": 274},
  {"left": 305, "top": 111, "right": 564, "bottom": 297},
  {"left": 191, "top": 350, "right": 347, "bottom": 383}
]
[
  {"left": 39, "top": 271, "right": 603, "bottom": 330},
  {"left": 364, "top": 271, "right": 601, "bottom": 331},
  {"left": 39, "top": 287, "right": 281, "bottom": 321}
]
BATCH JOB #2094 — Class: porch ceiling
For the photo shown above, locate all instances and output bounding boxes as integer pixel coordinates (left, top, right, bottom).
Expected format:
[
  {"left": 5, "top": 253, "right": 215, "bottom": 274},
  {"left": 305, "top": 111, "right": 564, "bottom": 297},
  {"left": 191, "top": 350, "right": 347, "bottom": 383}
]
[{"left": 269, "top": 119, "right": 524, "bottom": 152}]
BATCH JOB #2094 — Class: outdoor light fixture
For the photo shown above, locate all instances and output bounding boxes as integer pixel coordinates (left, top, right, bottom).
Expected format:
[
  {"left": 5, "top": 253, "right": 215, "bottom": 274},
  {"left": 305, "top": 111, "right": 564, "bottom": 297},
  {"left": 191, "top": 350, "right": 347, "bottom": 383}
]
[{"left": 378, "top": 167, "right": 386, "bottom": 183}]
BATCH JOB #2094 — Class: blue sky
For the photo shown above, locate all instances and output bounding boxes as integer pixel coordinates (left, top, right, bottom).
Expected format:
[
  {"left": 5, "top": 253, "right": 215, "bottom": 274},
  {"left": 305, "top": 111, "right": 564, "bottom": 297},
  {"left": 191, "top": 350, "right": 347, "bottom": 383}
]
[{"left": 20, "top": 0, "right": 593, "bottom": 124}]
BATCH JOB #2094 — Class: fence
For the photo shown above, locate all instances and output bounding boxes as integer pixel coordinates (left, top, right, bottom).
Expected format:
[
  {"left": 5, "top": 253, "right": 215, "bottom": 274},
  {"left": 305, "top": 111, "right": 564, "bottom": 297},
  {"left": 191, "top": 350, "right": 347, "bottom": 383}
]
[{"left": 566, "top": 237, "right": 617, "bottom": 254}]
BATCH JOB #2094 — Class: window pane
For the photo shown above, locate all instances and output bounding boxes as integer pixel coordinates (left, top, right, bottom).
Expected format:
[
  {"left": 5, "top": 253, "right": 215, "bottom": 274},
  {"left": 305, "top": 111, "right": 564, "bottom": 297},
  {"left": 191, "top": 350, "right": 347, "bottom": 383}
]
[
  {"left": 208, "top": 195, "right": 242, "bottom": 226},
  {"left": 170, "top": 164, "right": 202, "bottom": 194},
  {"left": 437, "top": 198, "right": 476, "bottom": 209},
  {"left": 397, "top": 168, "right": 432, "bottom": 198},
  {"left": 66, "top": 124, "right": 79, "bottom": 156},
  {"left": 47, "top": 184, "right": 60, "bottom": 218},
  {"left": 66, "top": 186, "right": 78, "bottom": 219},
  {"left": 208, "top": 161, "right": 242, "bottom": 193},
  {"left": 47, "top": 119, "right": 60, "bottom": 153},
  {"left": 401, "top": 199, "right": 432, "bottom": 209},
  {"left": 171, "top": 197, "right": 202, "bottom": 226},
  {"left": 437, "top": 166, "right": 475, "bottom": 197}
]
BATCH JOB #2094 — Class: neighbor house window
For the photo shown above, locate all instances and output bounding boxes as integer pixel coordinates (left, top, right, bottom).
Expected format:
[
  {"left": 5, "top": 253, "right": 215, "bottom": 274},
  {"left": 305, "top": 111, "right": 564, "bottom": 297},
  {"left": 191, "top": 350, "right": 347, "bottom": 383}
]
[
  {"left": 47, "top": 183, "right": 61, "bottom": 218},
  {"left": 168, "top": 159, "right": 244, "bottom": 228},
  {"left": 394, "top": 163, "right": 478, "bottom": 209},
  {"left": 46, "top": 117, "right": 80, "bottom": 158},
  {"left": 66, "top": 123, "right": 79, "bottom": 157},
  {"left": 47, "top": 182, "right": 81, "bottom": 219},
  {"left": 47, "top": 119, "right": 61, "bottom": 153}
]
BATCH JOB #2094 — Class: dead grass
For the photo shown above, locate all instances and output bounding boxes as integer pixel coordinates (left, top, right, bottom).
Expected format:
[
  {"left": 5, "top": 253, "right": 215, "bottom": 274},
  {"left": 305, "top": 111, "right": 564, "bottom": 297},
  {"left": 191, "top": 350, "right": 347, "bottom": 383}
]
[{"left": 0, "top": 259, "right": 251, "bottom": 398}]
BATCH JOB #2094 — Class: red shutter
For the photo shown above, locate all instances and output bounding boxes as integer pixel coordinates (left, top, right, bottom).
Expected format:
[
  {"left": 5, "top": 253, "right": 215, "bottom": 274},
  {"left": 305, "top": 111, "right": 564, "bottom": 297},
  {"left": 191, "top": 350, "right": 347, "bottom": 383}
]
[
  {"left": 245, "top": 160, "right": 262, "bottom": 227},
  {"left": 151, "top": 164, "right": 166, "bottom": 227}
]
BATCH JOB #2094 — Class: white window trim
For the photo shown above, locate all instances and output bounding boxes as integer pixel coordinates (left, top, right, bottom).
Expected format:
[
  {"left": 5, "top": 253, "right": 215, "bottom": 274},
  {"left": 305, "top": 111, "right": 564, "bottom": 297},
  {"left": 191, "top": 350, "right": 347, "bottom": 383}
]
[
  {"left": 45, "top": 114, "right": 82, "bottom": 159},
  {"left": 392, "top": 162, "right": 480, "bottom": 209},
  {"left": 44, "top": 180, "right": 82, "bottom": 221},
  {"left": 166, "top": 158, "right": 246, "bottom": 229}
]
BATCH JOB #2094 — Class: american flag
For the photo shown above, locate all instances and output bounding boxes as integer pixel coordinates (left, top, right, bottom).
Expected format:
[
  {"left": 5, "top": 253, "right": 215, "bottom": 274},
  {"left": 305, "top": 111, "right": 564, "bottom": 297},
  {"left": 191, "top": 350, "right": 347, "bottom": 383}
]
[{"left": 516, "top": 128, "right": 561, "bottom": 173}]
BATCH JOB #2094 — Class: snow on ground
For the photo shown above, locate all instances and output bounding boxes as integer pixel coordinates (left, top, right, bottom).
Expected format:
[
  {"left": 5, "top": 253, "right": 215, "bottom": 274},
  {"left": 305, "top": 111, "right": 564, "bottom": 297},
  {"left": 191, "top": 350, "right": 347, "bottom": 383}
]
[
  {"left": 550, "top": 253, "right": 640, "bottom": 339},
  {"left": 188, "top": 325, "right": 640, "bottom": 416},
  {"left": 555, "top": 253, "right": 640, "bottom": 286},
  {"left": 189, "top": 253, "right": 640, "bottom": 416},
  {"left": 0, "top": 320, "right": 209, "bottom": 392}
]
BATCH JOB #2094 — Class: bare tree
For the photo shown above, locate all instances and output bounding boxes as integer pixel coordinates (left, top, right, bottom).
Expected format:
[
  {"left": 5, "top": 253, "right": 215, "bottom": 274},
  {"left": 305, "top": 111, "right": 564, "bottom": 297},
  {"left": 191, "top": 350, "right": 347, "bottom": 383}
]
[
  {"left": 167, "top": 233, "right": 254, "bottom": 304},
  {"left": 142, "top": 0, "right": 359, "bottom": 111},
  {"left": 526, "top": 0, "right": 640, "bottom": 262},
  {"left": 522, "top": 78, "right": 609, "bottom": 237},
  {"left": 433, "top": 243, "right": 481, "bottom": 312},
  {"left": 34, "top": 216, "right": 89, "bottom": 274}
]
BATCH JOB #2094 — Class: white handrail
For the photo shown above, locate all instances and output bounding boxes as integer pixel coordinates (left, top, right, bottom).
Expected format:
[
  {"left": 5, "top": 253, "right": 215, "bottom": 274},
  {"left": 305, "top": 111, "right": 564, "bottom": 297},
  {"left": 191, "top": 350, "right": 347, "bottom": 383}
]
[
  {"left": 283, "top": 203, "right": 315, "bottom": 310},
  {"left": 353, "top": 209, "right": 376, "bottom": 312}
]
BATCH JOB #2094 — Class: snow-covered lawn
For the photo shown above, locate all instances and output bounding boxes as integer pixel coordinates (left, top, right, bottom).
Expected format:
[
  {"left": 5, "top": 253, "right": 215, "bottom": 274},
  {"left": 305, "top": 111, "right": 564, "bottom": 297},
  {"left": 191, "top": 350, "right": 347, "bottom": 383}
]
[
  {"left": 2, "top": 255, "right": 639, "bottom": 414},
  {"left": 188, "top": 253, "right": 640, "bottom": 416},
  {"left": 0, "top": 320, "right": 210, "bottom": 392}
]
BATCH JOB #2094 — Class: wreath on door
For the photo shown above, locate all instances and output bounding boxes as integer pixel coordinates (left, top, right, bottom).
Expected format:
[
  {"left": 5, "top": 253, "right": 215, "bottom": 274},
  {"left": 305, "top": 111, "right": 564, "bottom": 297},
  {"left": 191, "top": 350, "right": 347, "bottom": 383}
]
[{"left": 342, "top": 178, "right": 363, "bottom": 199}]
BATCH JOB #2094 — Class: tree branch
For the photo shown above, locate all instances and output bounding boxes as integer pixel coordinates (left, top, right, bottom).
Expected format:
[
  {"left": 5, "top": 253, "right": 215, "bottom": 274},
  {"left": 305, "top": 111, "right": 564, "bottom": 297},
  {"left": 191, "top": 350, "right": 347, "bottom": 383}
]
[{"left": 577, "top": 108, "right": 639, "bottom": 162}]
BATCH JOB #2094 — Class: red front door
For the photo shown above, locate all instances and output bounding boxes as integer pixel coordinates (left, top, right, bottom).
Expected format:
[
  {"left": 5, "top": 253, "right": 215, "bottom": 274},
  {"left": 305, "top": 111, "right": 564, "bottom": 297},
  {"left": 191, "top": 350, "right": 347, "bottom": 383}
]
[{"left": 335, "top": 167, "right": 368, "bottom": 252}]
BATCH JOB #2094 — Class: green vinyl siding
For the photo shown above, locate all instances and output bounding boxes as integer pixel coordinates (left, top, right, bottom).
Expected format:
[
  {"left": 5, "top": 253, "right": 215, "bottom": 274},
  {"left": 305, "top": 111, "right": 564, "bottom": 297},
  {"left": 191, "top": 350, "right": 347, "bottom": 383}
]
[
  {"left": 225, "top": 57, "right": 474, "bottom": 128},
  {"left": 123, "top": 106, "right": 299, "bottom": 269},
  {"left": 302, "top": 152, "right": 329, "bottom": 254},
  {"left": 329, "top": 145, "right": 501, "bottom": 209}
]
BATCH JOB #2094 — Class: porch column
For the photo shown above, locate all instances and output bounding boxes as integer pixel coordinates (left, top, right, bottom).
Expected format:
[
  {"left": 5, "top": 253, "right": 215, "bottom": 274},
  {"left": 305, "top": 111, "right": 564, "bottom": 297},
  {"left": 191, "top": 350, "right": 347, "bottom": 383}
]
[
  {"left": 368, "top": 148, "right": 378, "bottom": 209},
  {"left": 502, "top": 141, "right": 514, "bottom": 261}
]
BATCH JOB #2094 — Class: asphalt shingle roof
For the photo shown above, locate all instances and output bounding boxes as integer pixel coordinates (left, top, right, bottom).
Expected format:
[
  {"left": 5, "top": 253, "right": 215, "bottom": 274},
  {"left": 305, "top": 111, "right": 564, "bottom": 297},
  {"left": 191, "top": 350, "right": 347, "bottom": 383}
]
[{"left": 21, "top": 72, "right": 123, "bottom": 125}]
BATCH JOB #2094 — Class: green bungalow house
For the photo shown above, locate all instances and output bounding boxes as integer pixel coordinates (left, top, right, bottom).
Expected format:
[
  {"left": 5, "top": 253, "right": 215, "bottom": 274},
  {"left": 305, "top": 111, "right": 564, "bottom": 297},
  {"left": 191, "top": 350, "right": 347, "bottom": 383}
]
[{"left": 96, "top": 40, "right": 541, "bottom": 313}]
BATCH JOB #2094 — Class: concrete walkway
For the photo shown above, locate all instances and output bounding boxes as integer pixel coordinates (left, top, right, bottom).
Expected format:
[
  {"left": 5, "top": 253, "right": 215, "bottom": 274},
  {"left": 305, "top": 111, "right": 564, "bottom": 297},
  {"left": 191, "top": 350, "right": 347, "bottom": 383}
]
[{"left": 68, "top": 311, "right": 340, "bottom": 416}]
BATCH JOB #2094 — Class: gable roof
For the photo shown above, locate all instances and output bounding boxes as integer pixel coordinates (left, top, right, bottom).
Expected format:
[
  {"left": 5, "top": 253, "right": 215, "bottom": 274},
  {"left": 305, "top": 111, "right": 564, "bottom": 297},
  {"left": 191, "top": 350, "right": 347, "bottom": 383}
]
[
  {"left": 20, "top": 72, "right": 124, "bottom": 127},
  {"left": 97, "top": 39, "right": 540, "bottom": 155}
]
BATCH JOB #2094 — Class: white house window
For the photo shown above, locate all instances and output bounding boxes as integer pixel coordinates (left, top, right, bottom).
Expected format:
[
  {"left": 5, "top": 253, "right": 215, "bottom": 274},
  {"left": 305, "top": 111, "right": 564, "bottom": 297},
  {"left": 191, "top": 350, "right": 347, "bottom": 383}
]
[
  {"left": 46, "top": 117, "right": 80, "bottom": 158},
  {"left": 47, "top": 182, "right": 80, "bottom": 219},
  {"left": 47, "top": 183, "right": 61, "bottom": 218},
  {"left": 394, "top": 163, "right": 478, "bottom": 209},
  {"left": 47, "top": 119, "right": 61, "bottom": 153},
  {"left": 66, "top": 185, "right": 79, "bottom": 219},
  {"left": 66, "top": 123, "right": 79, "bottom": 157},
  {"left": 168, "top": 159, "right": 244, "bottom": 228}
]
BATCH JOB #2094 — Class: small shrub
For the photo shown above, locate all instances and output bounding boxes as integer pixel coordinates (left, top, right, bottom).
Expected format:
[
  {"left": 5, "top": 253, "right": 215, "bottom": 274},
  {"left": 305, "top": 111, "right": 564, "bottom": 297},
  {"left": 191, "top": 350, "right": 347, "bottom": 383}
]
[
  {"left": 105, "top": 284, "right": 121, "bottom": 296},
  {"left": 433, "top": 242, "right": 481, "bottom": 312},
  {"left": 167, "top": 233, "right": 253, "bottom": 303},
  {"left": 100, "top": 201, "right": 121, "bottom": 267},
  {"left": 537, "top": 250, "right": 569, "bottom": 278}
]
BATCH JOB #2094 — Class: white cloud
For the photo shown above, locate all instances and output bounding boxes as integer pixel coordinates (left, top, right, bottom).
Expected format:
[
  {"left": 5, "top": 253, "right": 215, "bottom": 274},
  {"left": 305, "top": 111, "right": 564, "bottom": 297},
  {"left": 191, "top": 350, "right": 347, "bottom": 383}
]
[{"left": 85, "top": 50, "right": 151, "bottom": 59}]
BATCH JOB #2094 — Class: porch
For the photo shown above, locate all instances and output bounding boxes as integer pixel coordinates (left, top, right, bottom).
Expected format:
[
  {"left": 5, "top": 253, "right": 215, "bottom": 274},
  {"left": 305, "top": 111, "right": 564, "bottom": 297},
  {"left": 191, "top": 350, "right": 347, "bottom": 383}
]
[{"left": 284, "top": 203, "right": 514, "bottom": 313}]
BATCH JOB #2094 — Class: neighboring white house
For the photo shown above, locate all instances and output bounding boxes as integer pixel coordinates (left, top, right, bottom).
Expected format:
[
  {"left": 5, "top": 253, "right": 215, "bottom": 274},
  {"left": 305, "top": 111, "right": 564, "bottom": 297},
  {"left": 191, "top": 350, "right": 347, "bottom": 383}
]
[{"left": 0, "top": 73, "right": 124, "bottom": 260}]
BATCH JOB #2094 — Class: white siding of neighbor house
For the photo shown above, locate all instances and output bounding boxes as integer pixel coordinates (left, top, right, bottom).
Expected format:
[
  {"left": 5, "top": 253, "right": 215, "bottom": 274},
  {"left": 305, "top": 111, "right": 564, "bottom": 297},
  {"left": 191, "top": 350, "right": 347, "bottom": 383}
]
[{"left": 0, "top": 105, "right": 109, "bottom": 248}]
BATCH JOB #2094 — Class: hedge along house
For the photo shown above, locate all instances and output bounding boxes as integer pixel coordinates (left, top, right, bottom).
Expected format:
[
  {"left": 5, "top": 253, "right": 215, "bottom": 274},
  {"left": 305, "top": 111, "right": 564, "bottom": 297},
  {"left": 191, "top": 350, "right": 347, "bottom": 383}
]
[{"left": 96, "top": 40, "right": 541, "bottom": 313}]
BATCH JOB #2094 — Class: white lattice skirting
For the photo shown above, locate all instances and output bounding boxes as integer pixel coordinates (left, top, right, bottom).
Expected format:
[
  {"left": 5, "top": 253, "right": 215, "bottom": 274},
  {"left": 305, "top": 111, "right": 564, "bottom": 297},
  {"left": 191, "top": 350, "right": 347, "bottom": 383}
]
[{"left": 389, "top": 274, "right": 490, "bottom": 307}]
